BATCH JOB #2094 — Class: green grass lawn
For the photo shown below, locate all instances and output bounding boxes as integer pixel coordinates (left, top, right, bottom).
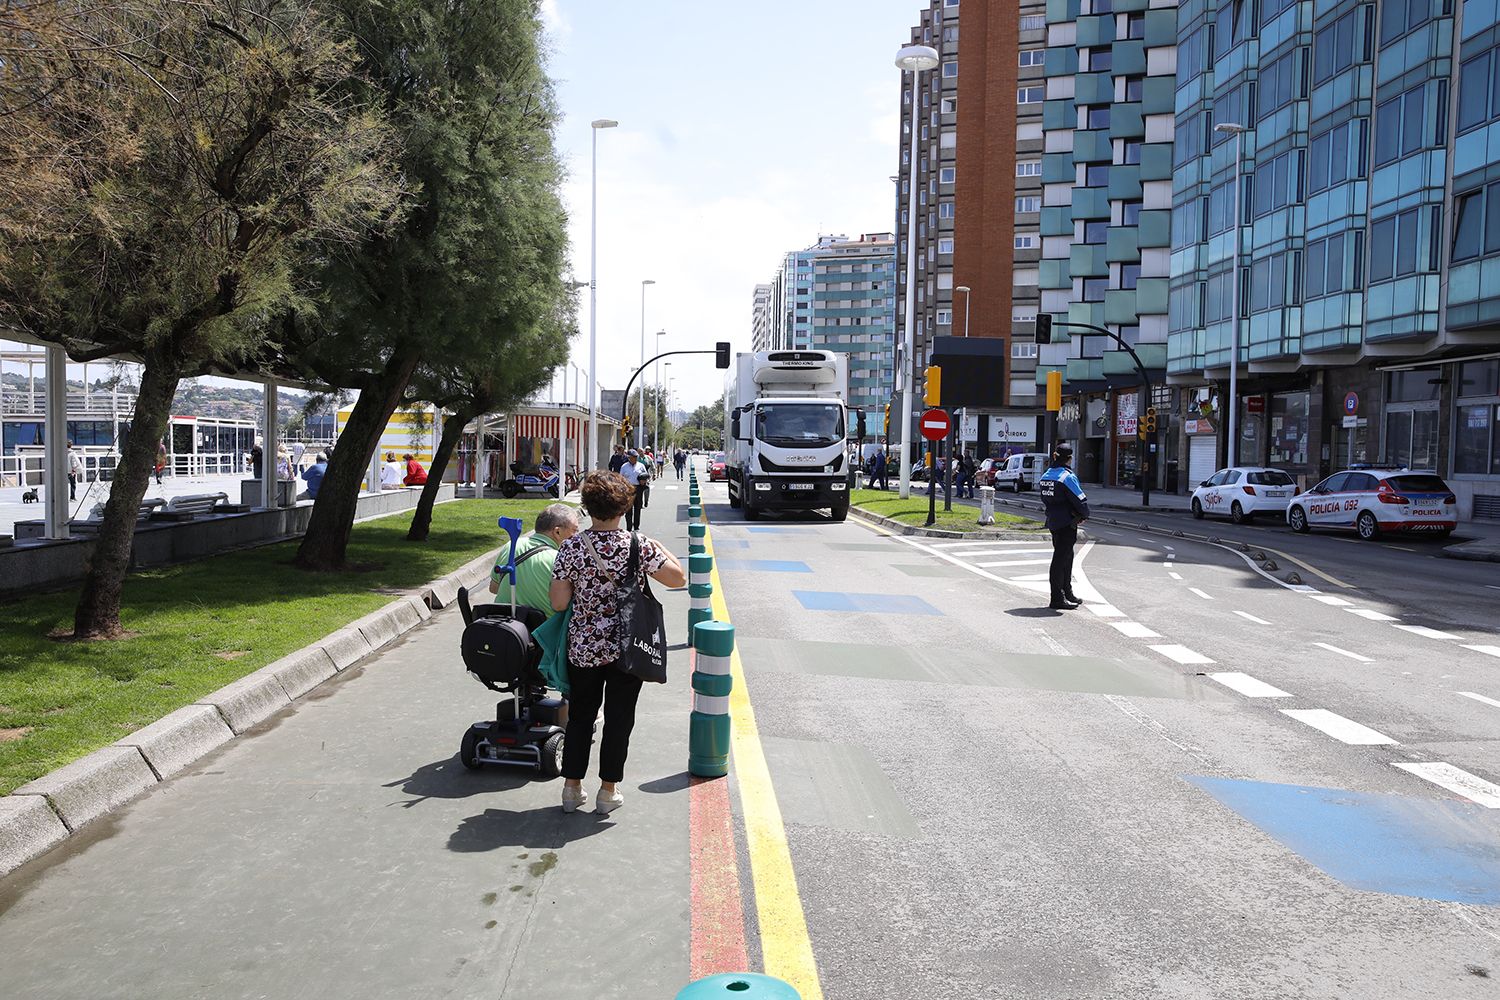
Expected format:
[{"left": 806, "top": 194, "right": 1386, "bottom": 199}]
[
  {"left": 0, "top": 498, "right": 553, "bottom": 795},
  {"left": 849, "top": 488, "right": 1043, "bottom": 534}
]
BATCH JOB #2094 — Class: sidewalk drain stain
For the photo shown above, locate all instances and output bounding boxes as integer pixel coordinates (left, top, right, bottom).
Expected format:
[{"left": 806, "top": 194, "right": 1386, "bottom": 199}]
[
  {"left": 527, "top": 852, "right": 558, "bottom": 878},
  {"left": 485, "top": 920, "right": 498, "bottom": 930},
  {"left": 481, "top": 892, "right": 498, "bottom": 906}
]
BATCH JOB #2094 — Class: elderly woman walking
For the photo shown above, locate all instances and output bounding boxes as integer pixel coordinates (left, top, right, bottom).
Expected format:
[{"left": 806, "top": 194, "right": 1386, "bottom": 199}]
[{"left": 550, "top": 471, "right": 685, "bottom": 815}]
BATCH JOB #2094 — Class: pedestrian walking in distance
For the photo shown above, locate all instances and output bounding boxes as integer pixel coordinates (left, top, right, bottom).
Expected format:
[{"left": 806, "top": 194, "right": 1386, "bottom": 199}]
[
  {"left": 1038, "top": 443, "right": 1089, "bottom": 610},
  {"left": 550, "top": 472, "right": 686, "bottom": 815}
]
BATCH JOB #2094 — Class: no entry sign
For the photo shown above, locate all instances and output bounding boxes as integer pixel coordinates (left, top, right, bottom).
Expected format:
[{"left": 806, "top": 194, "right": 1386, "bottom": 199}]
[{"left": 920, "top": 408, "right": 951, "bottom": 441}]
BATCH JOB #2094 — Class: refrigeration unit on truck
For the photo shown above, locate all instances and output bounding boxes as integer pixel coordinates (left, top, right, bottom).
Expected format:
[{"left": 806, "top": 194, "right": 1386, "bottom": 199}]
[{"left": 724, "top": 350, "right": 854, "bottom": 522}]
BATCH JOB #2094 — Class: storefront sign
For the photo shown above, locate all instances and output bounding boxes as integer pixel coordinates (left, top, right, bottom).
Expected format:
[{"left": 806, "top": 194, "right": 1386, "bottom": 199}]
[
  {"left": 1116, "top": 392, "right": 1138, "bottom": 438},
  {"left": 990, "top": 415, "right": 1038, "bottom": 444},
  {"left": 1246, "top": 396, "right": 1265, "bottom": 414}
]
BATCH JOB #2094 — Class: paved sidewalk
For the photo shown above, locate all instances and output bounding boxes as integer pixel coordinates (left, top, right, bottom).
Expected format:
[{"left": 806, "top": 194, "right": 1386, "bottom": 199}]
[{"left": 0, "top": 489, "right": 703, "bottom": 998}]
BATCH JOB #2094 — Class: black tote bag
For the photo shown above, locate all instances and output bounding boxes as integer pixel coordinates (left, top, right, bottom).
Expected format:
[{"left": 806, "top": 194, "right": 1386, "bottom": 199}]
[{"left": 581, "top": 532, "right": 669, "bottom": 683}]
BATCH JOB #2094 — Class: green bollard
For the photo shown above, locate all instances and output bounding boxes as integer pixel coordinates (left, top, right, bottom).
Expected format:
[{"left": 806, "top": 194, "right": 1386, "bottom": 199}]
[
  {"left": 687, "top": 552, "right": 713, "bottom": 644},
  {"left": 677, "top": 974, "right": 801, "bottom": 999},
  {"left": 688, "top": 504, "right": 702, "bottom": 520},
  {"left": 689, "top": 621, "right": 734, "bottom": 778},
  {"left": 688, "top": 522, "right": 707, "bottom": 554}
]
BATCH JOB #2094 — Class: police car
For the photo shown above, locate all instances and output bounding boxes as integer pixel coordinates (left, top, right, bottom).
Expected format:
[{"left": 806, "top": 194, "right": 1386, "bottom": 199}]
[
  {"left": 1286, "top": 467, "right": 1458, "bottom": 540},
  {"left": 1189, "top": 466, "right": 1297, "bottom": 524}
]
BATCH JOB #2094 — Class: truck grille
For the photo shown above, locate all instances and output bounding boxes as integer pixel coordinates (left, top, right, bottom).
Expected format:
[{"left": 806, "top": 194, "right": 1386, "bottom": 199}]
[{"left": 758, "top": 454, "right": 843, "bottom": 474}]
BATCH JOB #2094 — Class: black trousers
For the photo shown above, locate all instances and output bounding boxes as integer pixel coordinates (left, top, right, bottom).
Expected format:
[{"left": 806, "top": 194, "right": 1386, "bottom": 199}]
[
  {"left": 68, "top": 473, "right": 77, "bottom": 500},
  {"left": 562, "top": 658, "right": 643, "bottom": 783},
  {"left": 626, "top": 486, "right": 645, "bottom": 530},
  {"left": 1049, "top": 525, "right": 1078, "bottom": 601}
]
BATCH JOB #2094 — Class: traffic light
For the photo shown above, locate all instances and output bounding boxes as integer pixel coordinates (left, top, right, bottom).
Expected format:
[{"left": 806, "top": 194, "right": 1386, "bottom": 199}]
[
  {"left": 715, "top": 342, "right": 731, "bottom": 368},
  {"left": 1144, "top": 406, "right": 1158, "bottom": 433},
  {"left": 883, "top": 403, "right": 891, "bottom": 435},
  {"left": 621, "top": 417, "right": 632, "bottom": 441},
  {"left": 924, "top": 365, "right": 942, "bottom": 406},
  {"left": 1036, "top": 314, "right": 1053, "bottom": 345},
  {"left": 1046, "top": 370, "right": 1062, "bottom": 412}
]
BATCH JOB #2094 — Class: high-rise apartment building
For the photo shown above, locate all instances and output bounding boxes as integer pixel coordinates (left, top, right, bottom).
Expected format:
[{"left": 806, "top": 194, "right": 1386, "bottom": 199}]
[
  {"left": 1167, "top": 1, "right": 1500, "bottom": 517},
  {"left": 1033, "top": 0, "right": 1180, "bottom": 489},
  {"left": 751, "top": 283, "right": 774, "bottom": 353},
  {"left": 756, "top": 234, "right": 897, "bottom": 433}
]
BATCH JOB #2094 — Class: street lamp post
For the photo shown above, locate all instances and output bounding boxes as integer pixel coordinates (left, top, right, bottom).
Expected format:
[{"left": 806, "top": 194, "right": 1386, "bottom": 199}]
[
  {"left": 1214, "top": 122, "right": 1248, "bottom": 470},
  {"left": 957, "top": 285, "right": 971, "bottom": 338},
  {"left": 895, "top": 43, "right": 940, "bottom": 500},
  {"left": 587, "top": 118, "right": 618, "bottom": 472},
  {"left": 654, "top": 329, "right": 667, "bottom": 454},
  {"left": 638, "top": 279, "right": 654, "bottom": 450}
]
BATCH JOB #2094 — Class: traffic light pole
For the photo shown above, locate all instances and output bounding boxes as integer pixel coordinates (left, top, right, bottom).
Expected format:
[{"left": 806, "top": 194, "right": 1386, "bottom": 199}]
[
  {"left": 617, "top": 347, "right": 728, "bottom": 433},
  {"left": 1050, "top": 320, "right": 1154, "bottom": 508}
]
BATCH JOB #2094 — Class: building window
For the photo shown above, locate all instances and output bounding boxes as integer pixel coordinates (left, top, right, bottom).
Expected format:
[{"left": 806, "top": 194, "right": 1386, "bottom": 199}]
[
  {"left": 1086, "top": 106, "right": 1111, "bottom": 129},
  {"left": 1452, "top": 180, "right": 1500, "bottom": 261},
  {"left": 942, "top": 61, "right": 958, "bottom": 78},
  {"left": 1017, "top": 160, "right": 1042, "bottom": 177},
  {"left": 1305, "top": 231, "right": 1365, "bottom": 299},
  {"left": 1458, "top": 47, "right": 1500, "bottom": 134},
  {"left": 1261, "top": 0, "right": 1296, "bottom": 27},
  {"left": 1247, "top": 251, "right": 1301, "bottom": 313},
  {"left": 1085, "top": 164, "right": 1110, "bottom": 187},
  {"left": 936, "top": 309, "right": 953, "bottom": 326},
  {"left": 938, "top": 201, "right": 955, "bottom": 220},
  {"left": 1369, "top": 208, "right": 1436, "bottom": 282},
  {"left": 1179, "top": 26, "right": 1208, "bottom": 84},
  {"left": 1019, "top": 49, "right": 1045, "bottom": 68},
  {"left": 1020, "top": 14, "right": 1046, "bottom": 31},
  {"left": 1123, "top": 141, "right": 1142, "bottom": 165},
  {"left": 940, "top": 96, "right": 957, "bottom": 114},
  {"left": 1018, "top": 86, "right": 1044, "bottom": 104},
  {"left": 1251, "top": 149, "right": 1305, "bottom": 218},
  {"left": 1012, "top": 342, "right": 1040, "bottom": 359},
  {"left": 1456, "top": 360, "right": 1500, "bottom": 474},
  {"left": 1012, "top": 311, "right": 1037, "bottom": 324},
  {"left": 1314, "top": 8, "right": 1372, "bottom": 84},
  {"left": 1124, "top": 76, "right": 1144, "bottom": 102},
  {"left": 1083, "top": 278, "right": 1109, "bottom": 302},
  {"left": 1087, "top": 49, "right": 1112, "bottom": 72},
  {"left": 1207, "top": 180, "right": 1235, "bottom": 236},
  {"left": 1014, "top": 234, "right": 1037, "bottom": 249},
  {"left": 1375, "top": 82, "right": 1448, "bottom": 165},
  {"left": 1257, "top": 50, "right": 1306, "bottom": 121},
  {"left": 1308, "top": 118, "right": 1369, "bottom": 193},
  {"left": 1126, "top": 12, "right": 1146, "bottom": 39},
  {"left": 937, "top": 237, "right": 955, "bottom": 254},
  {"left": 1380, "top": 0, "right": 1440, "bottom": 48},
  {"left": 939, "top": 167, "right": 956, "bottom": 184},
  {"left": 1120, "top": 264, "right": 1141, "bottom": 289},
  {"left": 1122, "top": 200, "right": 1143, "bottom": 226},
  {"left": 1015, "top": 196, "right": 1041, "bottom": 213},
  {"left": 1084, "top": 221, "right": 1108, "bottom": 244}
]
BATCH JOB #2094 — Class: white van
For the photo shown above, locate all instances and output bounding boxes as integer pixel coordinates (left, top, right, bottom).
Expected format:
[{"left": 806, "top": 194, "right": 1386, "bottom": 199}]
[{"left": 993, "top": 452, "right": 1050, "bottom": 492}]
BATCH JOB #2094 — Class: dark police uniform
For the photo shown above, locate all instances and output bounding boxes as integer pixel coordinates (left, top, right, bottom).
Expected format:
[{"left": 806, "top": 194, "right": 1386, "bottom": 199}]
[{"left": 1038, "top": 457, "right": 1090, "bottom": 606}]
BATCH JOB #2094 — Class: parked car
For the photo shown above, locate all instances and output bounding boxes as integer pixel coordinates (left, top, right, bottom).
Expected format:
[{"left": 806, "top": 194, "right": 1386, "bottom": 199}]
[
  {"left": 1189, "top": 467, "right": 1297, "bottom": 524},
  {"left": 975, "top": 457, "right": 1001, "bottom": 487},
  {"left": 708, "top": 451, "right": 728, "bottom": 482},
  {"left": 993, "top": 452, "right": 1050, "bottom": 492},
  {"left": 1286, "top": 468, "right": 1457, "bottom": 540}
]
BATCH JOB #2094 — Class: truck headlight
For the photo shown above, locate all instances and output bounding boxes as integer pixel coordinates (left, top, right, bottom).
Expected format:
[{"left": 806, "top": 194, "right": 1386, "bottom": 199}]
[
  {"left": 831, "top": 481, "right": 846, "bottom": 491},
  {"left": 754, "top": 481, "right": 771, "bottom": 491}
]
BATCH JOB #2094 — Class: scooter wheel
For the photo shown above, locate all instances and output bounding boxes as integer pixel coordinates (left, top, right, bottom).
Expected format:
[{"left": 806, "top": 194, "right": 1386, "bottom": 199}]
[
  {"left": 500, "top": 481, "right": 520, "bottom": 499},
  {"left": 539, "top": 732, "right": 564, "bottom": 779},
  {"left": 460, "top": 727, "right": 483, "bottom": 770}
]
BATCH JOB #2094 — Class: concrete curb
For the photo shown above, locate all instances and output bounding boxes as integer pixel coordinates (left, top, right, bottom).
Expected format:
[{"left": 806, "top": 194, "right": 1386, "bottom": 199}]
[
  {"left": 114, "top": 704, "right": 235, "bottom": 780},
  {"left": 849, "top": 505, "right": 1051, "bottom": 541},
  {"left": 0, "top": 544, "right": 504, "bottom": 879}
]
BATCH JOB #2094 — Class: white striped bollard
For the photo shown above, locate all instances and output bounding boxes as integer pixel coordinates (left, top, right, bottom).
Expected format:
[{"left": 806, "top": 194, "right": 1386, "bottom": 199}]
[
  {"left": 689, "top": 621, "right": 733, "bottom": 778},
  {"left": 688, "top": 521, "right": 707, "bottom": 555},
  {"left": 688, "top": 552, "right": 713, "bottom": 645}
]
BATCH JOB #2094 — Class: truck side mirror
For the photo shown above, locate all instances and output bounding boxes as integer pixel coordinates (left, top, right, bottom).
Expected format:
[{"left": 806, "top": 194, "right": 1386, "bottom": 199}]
[{"left": 731, "top": 411, "right": 742, "bottom": 441}]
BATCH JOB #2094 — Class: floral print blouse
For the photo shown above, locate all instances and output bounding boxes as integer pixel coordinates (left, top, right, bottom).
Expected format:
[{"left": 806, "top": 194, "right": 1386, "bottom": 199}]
[{"left": 553, "top": 529, "right": 668, "bottom": 669}]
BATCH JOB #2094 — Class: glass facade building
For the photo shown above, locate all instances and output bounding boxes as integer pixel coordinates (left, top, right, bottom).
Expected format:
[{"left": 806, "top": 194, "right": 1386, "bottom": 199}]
[{"left": 1167, "top": 0, "right": 1500, "bottom": 517}]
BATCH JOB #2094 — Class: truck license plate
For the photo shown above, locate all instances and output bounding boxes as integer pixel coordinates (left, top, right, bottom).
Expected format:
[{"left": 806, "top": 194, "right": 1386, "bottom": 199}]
[{"left": 788, "top": 483, "right": 814, "bottom": 490}]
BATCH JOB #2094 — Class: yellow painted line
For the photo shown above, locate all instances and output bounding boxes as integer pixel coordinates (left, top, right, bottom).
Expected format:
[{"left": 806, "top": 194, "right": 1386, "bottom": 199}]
[
  {"left": 700, "top": 518, "right": 824, "bottom": 1000},
  {"left": 1256, "top": 543, "right": 1354, "bottom": 590}
]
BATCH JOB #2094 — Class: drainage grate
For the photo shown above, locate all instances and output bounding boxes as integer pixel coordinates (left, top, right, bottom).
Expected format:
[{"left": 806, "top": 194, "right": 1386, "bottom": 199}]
[{"left": 1475, "top": 494, "right": 1500, "bottom": 521}]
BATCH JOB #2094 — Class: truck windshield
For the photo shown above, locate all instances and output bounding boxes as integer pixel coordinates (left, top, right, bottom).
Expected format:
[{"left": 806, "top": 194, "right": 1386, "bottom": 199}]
[{"left": 756, "top": 404, "right": 844, "bottom": 447}]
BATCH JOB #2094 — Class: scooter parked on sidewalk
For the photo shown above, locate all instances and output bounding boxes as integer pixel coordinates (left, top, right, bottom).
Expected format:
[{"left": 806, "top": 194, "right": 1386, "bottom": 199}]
[{"left": 500, "top": 461, "right": 561, "bottom": 499}]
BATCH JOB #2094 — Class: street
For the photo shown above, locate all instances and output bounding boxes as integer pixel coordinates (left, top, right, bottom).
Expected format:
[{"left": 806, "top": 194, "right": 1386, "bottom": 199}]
[{"left": 2, "top": 463, "right": 1499, "bottom": 998}]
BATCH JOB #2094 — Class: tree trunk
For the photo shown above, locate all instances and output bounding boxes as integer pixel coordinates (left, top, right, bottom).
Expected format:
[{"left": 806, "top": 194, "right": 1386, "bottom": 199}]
[
  {"left": 72, "top": 357, "right": 181, "bottom": 638},
  {"left": 407, "top": 405, "right": 473, "bottom": 542},
  {"left": 294, "top": 341, "right": 422, "bottom": 570}
]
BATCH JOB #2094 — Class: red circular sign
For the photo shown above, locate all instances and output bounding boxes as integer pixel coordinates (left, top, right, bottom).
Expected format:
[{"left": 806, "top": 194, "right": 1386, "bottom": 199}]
[{"left": 919, "top": 408, "right": 951, "bottom": 441}]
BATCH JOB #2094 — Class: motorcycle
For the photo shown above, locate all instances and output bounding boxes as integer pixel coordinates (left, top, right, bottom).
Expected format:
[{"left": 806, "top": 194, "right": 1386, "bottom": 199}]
[{"left": 500, "top": 462, "right": 561, "bottom": 499}]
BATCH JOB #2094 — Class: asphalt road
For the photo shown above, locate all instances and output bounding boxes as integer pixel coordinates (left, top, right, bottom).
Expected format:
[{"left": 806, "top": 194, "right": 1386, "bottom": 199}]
[{"left": 3, "top": 468, "right": 1498, "bottom": 999}]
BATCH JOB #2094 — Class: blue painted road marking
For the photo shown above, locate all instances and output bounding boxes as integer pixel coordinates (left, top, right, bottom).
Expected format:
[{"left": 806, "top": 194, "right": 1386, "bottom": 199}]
[
  {"left": 717, "top": 559, "right": 812, "bottom": 573},
  {"left": 1190, "top": 775, "right": 1500, "bottom": 905},
  {"left": 712, "top": 539, "right": 752, "bottom": 549},
  {"left": 791, "top": 591, "right": 943, "bottom": 616}
]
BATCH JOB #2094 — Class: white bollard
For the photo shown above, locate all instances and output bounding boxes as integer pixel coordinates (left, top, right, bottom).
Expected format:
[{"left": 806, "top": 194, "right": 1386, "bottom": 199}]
[{"left": 979, "top": 485, "right": 995, "bottom": 525}]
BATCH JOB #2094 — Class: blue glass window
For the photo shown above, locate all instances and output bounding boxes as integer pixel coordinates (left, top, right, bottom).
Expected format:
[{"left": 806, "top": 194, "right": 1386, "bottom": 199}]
[
  {"left": 1369, "top": 208, "right": 1436, "bottom": 281},
  {"left": 1261, "top": 0, "right": 1296, "bottom": 27},
  {"left": 1452, "top": 181, "right": 1500, "bottom": 261},
  {"left": 1380, "top": 0, "right": 1450, "bottom": 48},
  {"left": 1458, "top": 48, "right": 1500, "bottom": 134},
  {"left": 1251, "top": 149, "right": 1304, "bottom": 218},
  {"left": 1305, "top": 232, "right": 1364, "bottom": 298},
  {"left": 1309, "top": 119, "right": 1369, "bottom": 192},
  {"left": 1257, "top": 51, "right": 1306, "bottom": 121},
  {"left": 1313, "top": 8, "right": 1372, "bottom": 84},
  {"left": 1248, "top": 252, "right": 1300, "bottom": 313},
  {"left": 1374, "top": 82, "right": 1447, "bottom": 165}
]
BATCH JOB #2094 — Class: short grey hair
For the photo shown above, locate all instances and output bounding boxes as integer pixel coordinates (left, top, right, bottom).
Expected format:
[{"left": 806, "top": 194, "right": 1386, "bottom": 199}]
[{"left": 535, "top": 503, "right": 579, "bottom": 534}]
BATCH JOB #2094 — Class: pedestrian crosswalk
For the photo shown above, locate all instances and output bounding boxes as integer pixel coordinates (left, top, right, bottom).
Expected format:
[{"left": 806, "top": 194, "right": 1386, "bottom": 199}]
[{"left": 915, "top": 535, "right": 1105, "bottom": 603}]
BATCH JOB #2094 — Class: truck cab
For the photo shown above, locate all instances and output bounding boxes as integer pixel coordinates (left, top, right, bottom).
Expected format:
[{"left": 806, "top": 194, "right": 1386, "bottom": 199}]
[{"left": 724, "top": 352, "right": 853, "bottom": 522}]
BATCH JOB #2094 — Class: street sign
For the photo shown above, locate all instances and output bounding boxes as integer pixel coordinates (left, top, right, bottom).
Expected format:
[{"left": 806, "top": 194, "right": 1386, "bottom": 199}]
[
  {"left": 1344, "top": 391, "right": 1359, "bottom": 415},
  {"left": 920, "top": 408, "right": 951, "bottom": 441}
]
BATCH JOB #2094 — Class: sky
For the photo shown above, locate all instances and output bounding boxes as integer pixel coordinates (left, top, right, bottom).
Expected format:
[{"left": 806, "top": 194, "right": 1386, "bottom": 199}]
[{"left": 544, "top": 0, "right": 918, "bottom": 411}]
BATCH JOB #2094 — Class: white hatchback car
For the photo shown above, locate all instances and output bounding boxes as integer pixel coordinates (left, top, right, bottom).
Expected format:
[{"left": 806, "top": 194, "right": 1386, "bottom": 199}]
[
  {"left": 1190, "top": 467, "right": 1298, "bottom": 524},
  {"left": 1287, "top": 468, "right": 1457, "bottom": 540}
]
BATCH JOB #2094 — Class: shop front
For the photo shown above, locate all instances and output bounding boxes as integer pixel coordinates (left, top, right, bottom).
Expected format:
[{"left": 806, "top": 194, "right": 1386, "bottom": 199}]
[
  {"left": 962, "top": 412, "right": 1040, "bottom": 460},
  {"left": 1111, "top": 390, "right": 1140, "bottom": 488},
  {"left": 1078, "top": 395, "right": 1109, "bottom": 484}
]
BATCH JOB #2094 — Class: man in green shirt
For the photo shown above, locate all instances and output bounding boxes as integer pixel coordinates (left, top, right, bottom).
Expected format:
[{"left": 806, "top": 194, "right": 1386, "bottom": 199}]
[{"left": 489, "top": 503, "right": 579, "bottom": 617}]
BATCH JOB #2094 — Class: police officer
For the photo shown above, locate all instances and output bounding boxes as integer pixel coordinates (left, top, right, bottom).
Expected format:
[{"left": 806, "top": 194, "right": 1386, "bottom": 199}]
[{"left": 1037, "top": 443, "right": 1090, "bottom": 610}]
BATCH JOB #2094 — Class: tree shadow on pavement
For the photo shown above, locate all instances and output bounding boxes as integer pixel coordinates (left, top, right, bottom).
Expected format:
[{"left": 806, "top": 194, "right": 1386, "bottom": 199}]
[
  {"left": 448, "top": 805, "right": 616, "bottom": 852},
  {"left": 384, "top": 755, "right": 532, "bottom": 808}
]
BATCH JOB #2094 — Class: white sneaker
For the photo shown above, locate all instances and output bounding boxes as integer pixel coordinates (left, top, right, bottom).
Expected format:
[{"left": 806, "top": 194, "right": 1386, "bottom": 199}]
[
  {"left": 561, "top": 785, "right": 588, "bottom": 813},
  {"left": 595, "top": 787, "right": 624, "bottom": 815}
]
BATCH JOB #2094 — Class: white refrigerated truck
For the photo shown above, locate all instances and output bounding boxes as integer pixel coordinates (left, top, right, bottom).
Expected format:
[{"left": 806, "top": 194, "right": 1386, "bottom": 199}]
[{"left": 724, "top": 350, "right": 853, "bottom": 521}]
